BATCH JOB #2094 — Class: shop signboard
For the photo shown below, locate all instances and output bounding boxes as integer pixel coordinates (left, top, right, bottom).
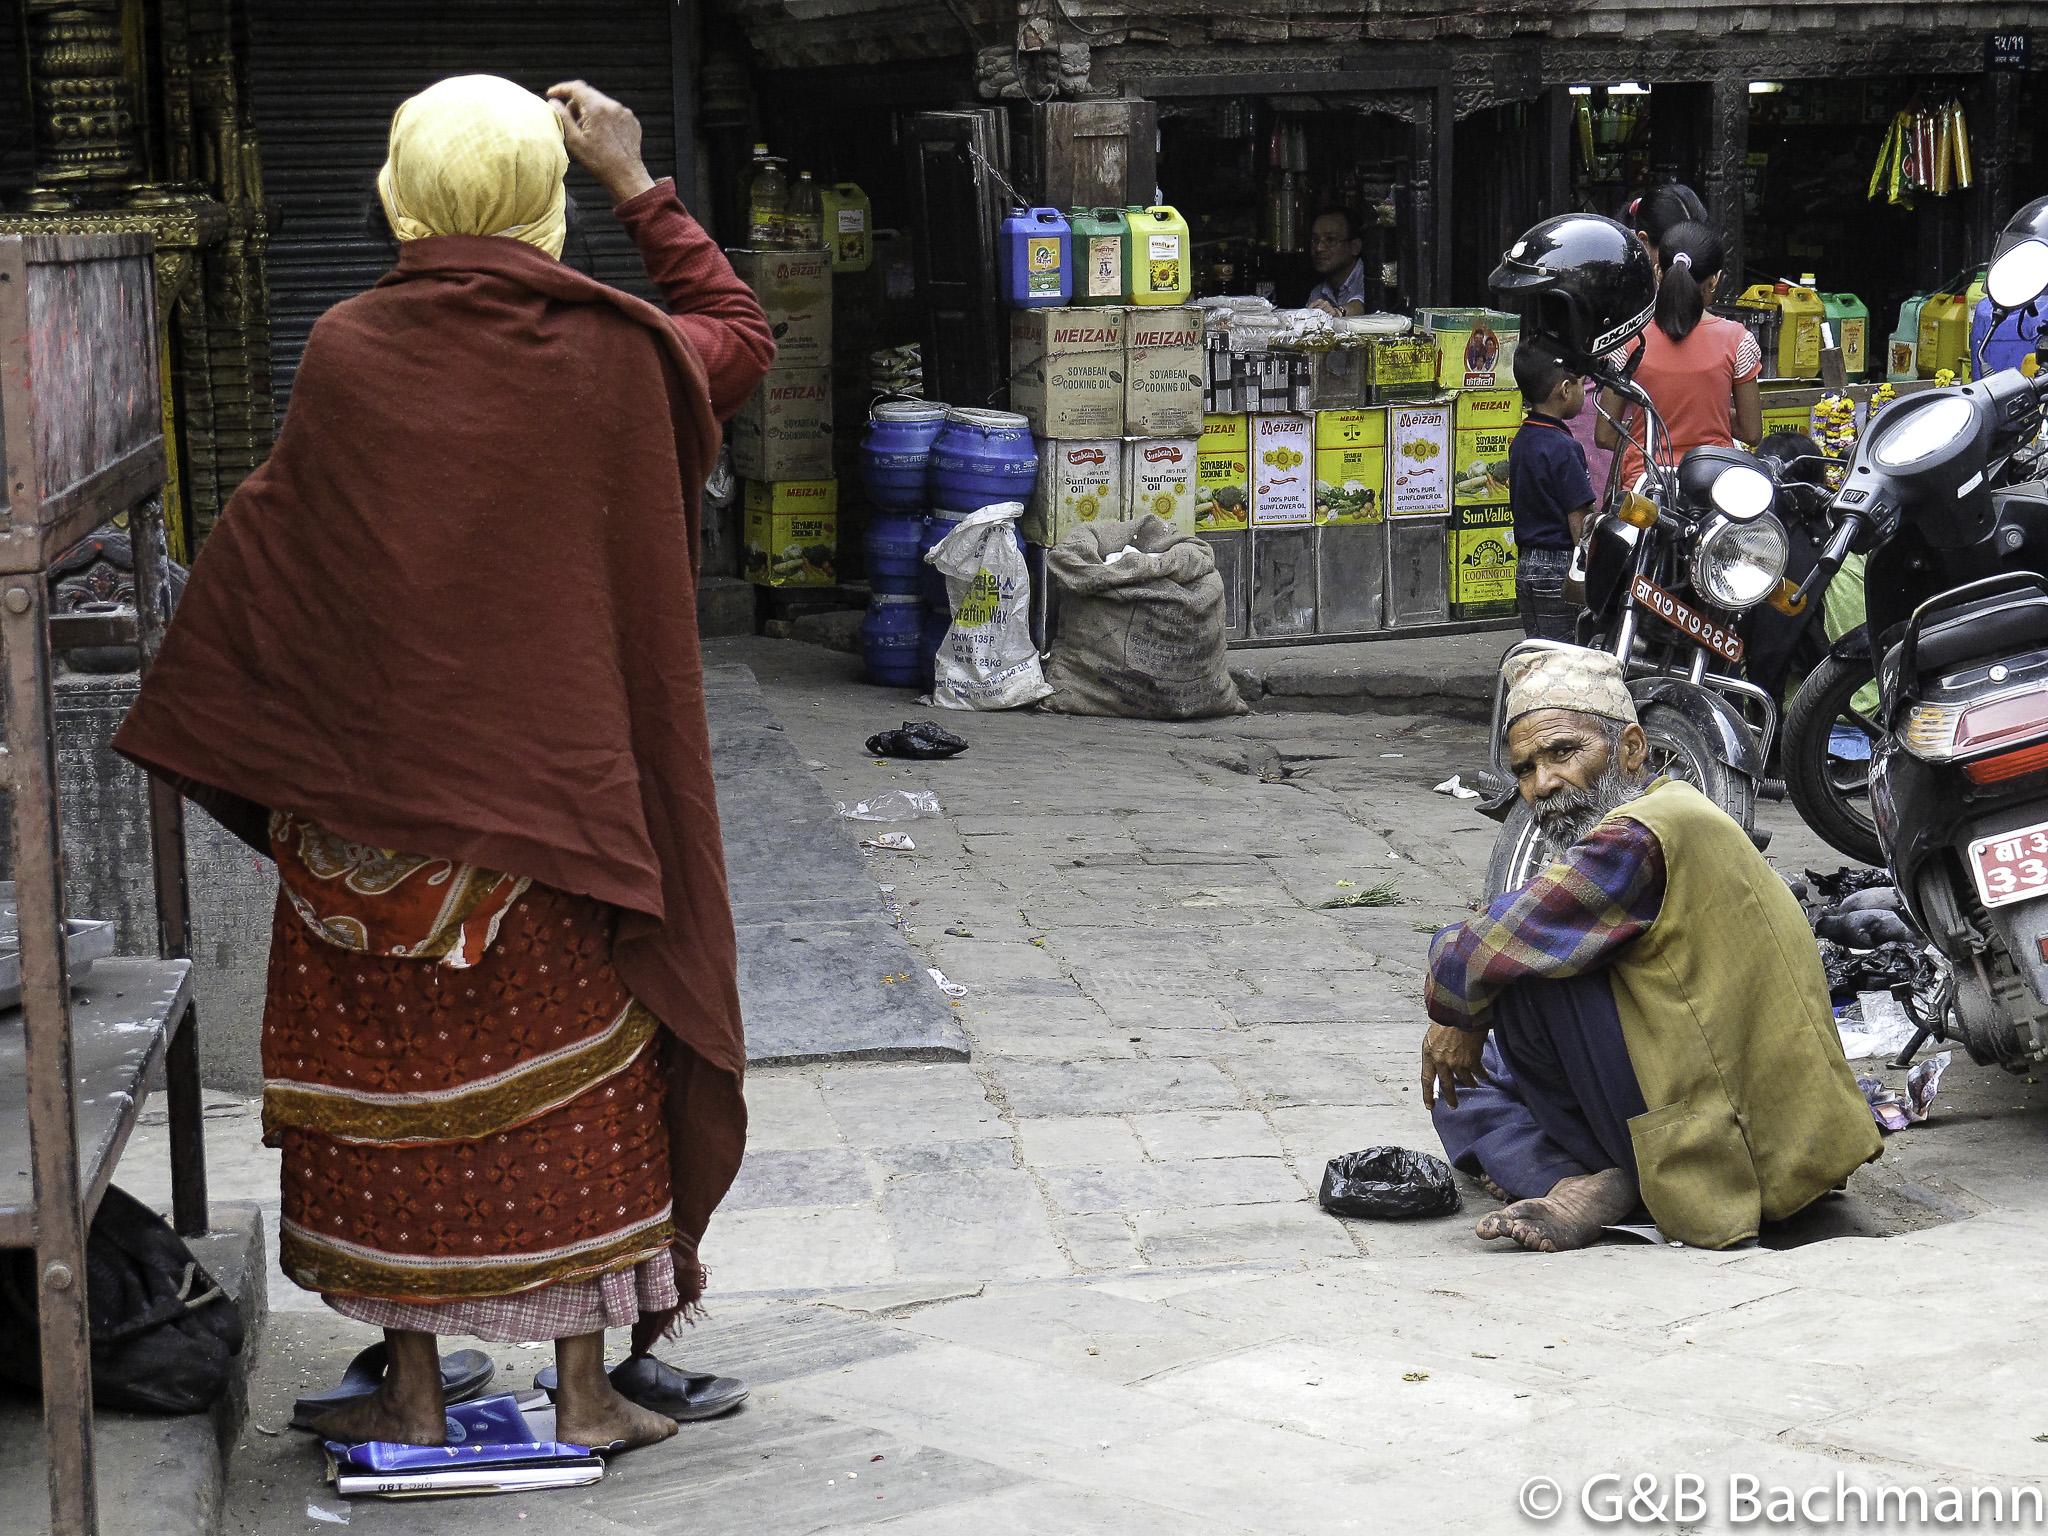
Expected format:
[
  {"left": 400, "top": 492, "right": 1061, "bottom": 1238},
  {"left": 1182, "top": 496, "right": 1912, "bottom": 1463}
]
[
  {"left": 1125, "top": 438, "right": 1200, "bottom": 534},
  {"left": 1124, "top": 308, "right": 1205, "bottom": 436},
  {"left": 1250, "top": 414, "right": 1314, "bottom": 526},
  {"left": 743, "top": 478, "right": 838, "bottom": 587},
  {"left": 1197, "top": 413, "right": 1249, "bottom": 531},
  {"left": 1452, "top": 426, "right": 1518, "bottom": 507},
  {"left": 1387, "top": 405, "right": 1451, "bottom": 516},
  {"left": 1025, "top": 438, "right": 1124, "bottom": 546},
  {"left": 733, "top": 367, "right": 833, "bottom": 481},
  {"left": 1009, "top": 307, "right": 1125, "bottom": 438},
  {"left": 727, "top": 248, "right": 833, "bottom": 367}
]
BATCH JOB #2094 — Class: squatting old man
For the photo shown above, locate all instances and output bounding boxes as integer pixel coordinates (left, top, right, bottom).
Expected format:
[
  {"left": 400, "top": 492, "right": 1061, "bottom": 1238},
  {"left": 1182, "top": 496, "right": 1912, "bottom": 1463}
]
[
  {"left": 1420, "top": 649, "right": 1881, "bottom": 1252},
  {"left": 114, "top": 76, "right": 775, "bottom": 1449}
]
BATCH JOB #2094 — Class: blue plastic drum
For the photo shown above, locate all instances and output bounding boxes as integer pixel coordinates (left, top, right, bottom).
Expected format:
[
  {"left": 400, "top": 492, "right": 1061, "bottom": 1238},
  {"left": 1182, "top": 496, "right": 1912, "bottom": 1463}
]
[
  {"left": 862, "top": 594, "right": 923, "bottom": 687},
  {"left": 928, "top": 407, "right": 1039, "bottom": 510},
  {"left": 917, "top": 607, "right": 952, "bottom": 692},
  {"left": 861, "top": 401, "right": 950, "bottom": 512},
  {"left": 864, "top": 511, "right": 926, "bottom": 596}
]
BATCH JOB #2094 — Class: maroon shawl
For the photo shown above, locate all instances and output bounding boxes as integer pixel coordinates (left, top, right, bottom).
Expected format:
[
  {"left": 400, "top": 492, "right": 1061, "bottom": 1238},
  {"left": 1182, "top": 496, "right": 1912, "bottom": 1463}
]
[{"left": 115, "top": 232, "right": 759, "bottom": 1280}]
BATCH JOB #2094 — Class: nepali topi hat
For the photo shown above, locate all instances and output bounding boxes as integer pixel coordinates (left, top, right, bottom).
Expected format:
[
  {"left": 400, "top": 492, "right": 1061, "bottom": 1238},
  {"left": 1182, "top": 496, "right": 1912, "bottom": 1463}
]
[{"left": 1503, "top": 647, "right": 1638, "bottom": 727}]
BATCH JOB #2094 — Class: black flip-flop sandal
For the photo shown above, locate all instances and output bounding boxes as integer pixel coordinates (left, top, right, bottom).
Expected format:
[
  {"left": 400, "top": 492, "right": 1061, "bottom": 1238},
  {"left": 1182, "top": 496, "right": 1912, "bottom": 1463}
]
[
  {"left": 533, "top": 1356, "right": 749, "bottom": 1421},
  {"left": 290, "top": 1341, "right": 497, "bottom": 1431}
]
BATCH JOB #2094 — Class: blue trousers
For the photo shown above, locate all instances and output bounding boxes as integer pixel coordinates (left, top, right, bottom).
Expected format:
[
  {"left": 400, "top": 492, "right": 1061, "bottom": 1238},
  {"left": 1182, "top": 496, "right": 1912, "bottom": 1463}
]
[{"left": 1430, "top": 971, "right": 1649, "bottom": 1202}]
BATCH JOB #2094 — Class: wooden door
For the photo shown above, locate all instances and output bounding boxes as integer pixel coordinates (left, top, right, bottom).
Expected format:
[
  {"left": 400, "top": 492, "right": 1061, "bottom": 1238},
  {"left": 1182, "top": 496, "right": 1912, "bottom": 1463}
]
[{"left": 901, "top": 108, "right": 1008, "bottom": 410}]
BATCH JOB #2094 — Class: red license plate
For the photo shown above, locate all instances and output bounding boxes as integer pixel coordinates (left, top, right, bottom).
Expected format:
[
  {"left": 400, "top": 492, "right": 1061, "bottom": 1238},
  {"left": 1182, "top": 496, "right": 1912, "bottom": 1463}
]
[
  {"left": 1630, "top": 575, "right": 1745, "bottom": 663},
  {"left": 1970, "top": 821, "right": 2048, "bottom": 909}
]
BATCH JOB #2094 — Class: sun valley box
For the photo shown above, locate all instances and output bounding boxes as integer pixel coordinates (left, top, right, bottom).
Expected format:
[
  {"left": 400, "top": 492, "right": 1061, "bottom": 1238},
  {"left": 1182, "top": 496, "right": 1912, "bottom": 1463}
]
[
  {"left": 1026, "top": 438, "right": 1124, "bottom": 546},
  {"left": 1125, "top": 437, "right": 1200, "bottom": 533},
  {"left": 727, "top": 248, "right": 833, "bottom": 368},
  {"left": 1010, "top": 307, "right": 1125, "bottom": 438},
  {"left": 733, "top": 367, "right": 833, "bottom": 481},
  {"left": 1196, "top": 413, "right": 1249, "bottom": 531},
  {"left": 1450, "top": 502, "right": 1517, "bottom": 617},
  {"left": 743, "top": 478, "right": 838, "bottom": 586},
  {"left": 1123, "top": 308, "right": 1205, "bottom": 437},
  {"left": 1452, "top": 425, "right": 1520, "bottom": 506}
]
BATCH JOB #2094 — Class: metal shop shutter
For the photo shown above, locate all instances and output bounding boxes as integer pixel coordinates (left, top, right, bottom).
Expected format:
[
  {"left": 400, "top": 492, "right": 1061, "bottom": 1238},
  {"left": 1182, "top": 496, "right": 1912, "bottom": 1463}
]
[{"left": 247, "top": 1, "right": 678, "bottom": 419}]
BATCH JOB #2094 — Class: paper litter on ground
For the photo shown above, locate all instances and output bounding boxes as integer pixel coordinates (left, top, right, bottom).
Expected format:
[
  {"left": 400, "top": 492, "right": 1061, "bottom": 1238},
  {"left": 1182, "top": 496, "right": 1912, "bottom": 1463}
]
[
  {"left": 1835, "top": 989, "right": 1919, "bottom": 1060},
  {"left": 1433, "top": 774, "right": 1481, "bottom": 800}
]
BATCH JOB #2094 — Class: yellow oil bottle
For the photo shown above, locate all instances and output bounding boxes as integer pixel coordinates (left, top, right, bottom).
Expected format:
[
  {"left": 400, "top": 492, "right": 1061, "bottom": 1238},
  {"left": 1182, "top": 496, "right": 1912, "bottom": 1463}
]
[
  {"left": 819, "top": 184, "right": 873, "bottom": 271},
  {"left": 1917, "top": 289, "right": 1972, "bottom": 379},
  {"left": 1776, "top": 278, "right": 1826, "bottom": 379},
  {"left": 1125, "top": 206, "right": 1192, "bottom": 306}
]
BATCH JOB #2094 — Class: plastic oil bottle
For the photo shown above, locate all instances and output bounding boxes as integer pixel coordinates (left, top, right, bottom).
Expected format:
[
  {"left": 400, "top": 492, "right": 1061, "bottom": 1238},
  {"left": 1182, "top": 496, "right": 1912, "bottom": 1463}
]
[
  {"left": 819, "top": 183, "right": 872, "bottom": 271},
  {"left": 1822, "top": 292, "right": 1870, "bottom": 378},
  {"left": 1069, "top": 207, "right": 1129, "bottom": 305},
  {"left": 1125, "top": 205, "right": 1192, "bottom": 306},
  {"left": 999, "top": 207, "right": 1071, "bottom": 308},
  {"left": 1775, "top": 276, "right": 1827, "bottom": 378},
  {"left": 746, "top": 145, "right": 788, "bottom": 248},
  {"left": 1918, "top": 283, "right": 1973, "bottom": 379},
  {"left": 1889, "top": 293, "right": 1928, "bottom": 380},
  {"left": 787, "top": 171, "right": 824, "bottom": 251}
]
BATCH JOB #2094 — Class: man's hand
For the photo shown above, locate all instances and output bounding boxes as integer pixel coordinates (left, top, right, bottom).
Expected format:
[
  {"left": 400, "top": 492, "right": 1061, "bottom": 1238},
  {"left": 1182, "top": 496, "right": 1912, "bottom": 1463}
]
[
  {"left": 1306, "top": 298, "right": 1340, "bottom": 316},
  {"left": 547, "top": 81, "right": 656, "bottom": 205},
  {"left": 1421, "top": 1022, "right": 1492, "bottom": 1110}
]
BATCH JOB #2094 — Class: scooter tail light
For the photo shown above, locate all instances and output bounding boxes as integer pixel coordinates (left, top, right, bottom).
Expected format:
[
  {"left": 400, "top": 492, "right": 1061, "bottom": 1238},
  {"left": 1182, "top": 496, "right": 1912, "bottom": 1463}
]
[
  {"left": 1956, "top": 687, "right": 2048, "bottom": 753},
  {"left": 1965, "top": 742, "right": 2048, "bottom": 785},
  {"left": 1902, "top": 702, "right": 1964, "bottom": 759}
]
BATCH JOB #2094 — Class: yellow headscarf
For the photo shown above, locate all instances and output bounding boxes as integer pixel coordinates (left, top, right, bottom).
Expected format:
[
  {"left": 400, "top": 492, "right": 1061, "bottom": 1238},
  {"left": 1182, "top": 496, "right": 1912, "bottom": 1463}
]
[{"left": 376, "top": 75, "right": 569, "bottom": 260}]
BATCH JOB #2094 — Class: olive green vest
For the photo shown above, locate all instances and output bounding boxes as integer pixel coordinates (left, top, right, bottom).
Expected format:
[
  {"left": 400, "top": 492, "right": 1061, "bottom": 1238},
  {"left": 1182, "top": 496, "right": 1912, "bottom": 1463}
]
[{"left": 1604, "top": 779, "right": 1882, "bottom": 1248}]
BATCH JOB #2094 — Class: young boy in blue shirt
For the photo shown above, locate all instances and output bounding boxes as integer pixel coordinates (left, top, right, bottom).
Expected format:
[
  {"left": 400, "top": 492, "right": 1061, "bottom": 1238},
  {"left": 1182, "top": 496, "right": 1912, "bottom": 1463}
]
[{"left": 1507, "top": 342, "right": 1597, "bottom": 641}]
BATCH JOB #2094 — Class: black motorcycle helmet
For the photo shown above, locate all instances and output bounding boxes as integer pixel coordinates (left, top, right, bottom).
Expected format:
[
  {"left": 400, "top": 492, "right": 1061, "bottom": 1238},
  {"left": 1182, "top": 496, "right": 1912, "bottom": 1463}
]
[
  {"left": 1995, "top": 193, "right": 2048, "bottom": 260},
  {"left": 1489, "top": 214, "right": 1657, "bottom": 374}
]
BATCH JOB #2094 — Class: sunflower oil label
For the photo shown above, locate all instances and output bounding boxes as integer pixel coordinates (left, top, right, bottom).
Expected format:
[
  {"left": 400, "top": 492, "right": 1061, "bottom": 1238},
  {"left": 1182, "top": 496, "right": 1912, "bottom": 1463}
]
[
  {"left": 1251, "top": 414, "right": 1314, "bottom": 526},
  {"left": 1388, "top": 405, "right": 1450, "bottom": 516},
  {"left": 1023, "top": 437, "right": 1123, "bottom": 544},
  {"left": 1147, "top": 234, "right": 1182, "bottom": 296},
  {"left": 1086, "top": 236, "right": 1123, "bottom": 298},
  {"left": 1026, "top": 236, "right": 1063, "bottom": 297},
  {"left": 1124, "top": 438, "right": 1199, "bottom": 534}
]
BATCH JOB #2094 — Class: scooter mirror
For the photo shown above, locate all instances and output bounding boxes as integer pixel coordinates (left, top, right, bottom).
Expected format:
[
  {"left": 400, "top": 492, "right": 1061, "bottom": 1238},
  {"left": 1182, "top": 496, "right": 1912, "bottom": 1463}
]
[
  {"left": 1710, "top": 464, "right": 1775, "bottom": 521},
  {"left": 1986, "top": 238, "right": 2048, "bottom": 310}
]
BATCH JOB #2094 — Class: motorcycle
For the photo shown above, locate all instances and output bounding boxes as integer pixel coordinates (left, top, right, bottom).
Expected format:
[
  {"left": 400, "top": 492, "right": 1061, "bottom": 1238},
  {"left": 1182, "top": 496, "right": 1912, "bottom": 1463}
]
[
  {"left": 1781, "top": 233, "right": 2048, "bottom": 1071},
  {"left": 1479, "top": 368, "right": 1798, "bottom": 899}
]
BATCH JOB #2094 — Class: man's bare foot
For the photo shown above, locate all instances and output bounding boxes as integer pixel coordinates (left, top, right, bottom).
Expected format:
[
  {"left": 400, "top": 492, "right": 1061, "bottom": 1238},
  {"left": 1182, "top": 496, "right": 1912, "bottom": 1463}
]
[
  {"left": 555, "top": 1379, "right": 680, "bottom": 1452},
  {"left": 1476, "top": 1173, "right": 1512, "bottom": 1204},
  {"left": 553, "top": 1330, "right": 677, "bottom": 1453},
  {"left": 1474, "top": 1167, "right": 1638, "bottom": 1253}
]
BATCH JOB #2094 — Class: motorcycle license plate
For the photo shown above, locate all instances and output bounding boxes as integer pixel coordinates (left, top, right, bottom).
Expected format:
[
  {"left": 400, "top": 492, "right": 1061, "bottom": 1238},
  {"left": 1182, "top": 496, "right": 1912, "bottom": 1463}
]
[
  {"left": 1630, "top": 575, "right": 1744, "bottom": 663},
  {"left": 1969, "top": 822, "right": 2048, "bottom": 909}
]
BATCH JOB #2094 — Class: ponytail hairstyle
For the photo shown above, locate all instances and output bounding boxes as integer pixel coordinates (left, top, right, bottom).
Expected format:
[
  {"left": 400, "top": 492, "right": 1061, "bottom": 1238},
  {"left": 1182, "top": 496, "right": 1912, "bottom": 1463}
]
[
  {"left": 1653, "top": 220, "right": 1723, "bottom": 343},
  {"left": 1630, "top": 183, "right": 1708, "bottom": 256}
]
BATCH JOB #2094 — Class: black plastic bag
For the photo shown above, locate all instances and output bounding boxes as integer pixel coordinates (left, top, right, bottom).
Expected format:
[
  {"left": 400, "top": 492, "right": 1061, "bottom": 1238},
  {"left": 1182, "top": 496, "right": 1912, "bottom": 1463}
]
[
  {"left": 866, "top": 720, "right": 969, "bottom": 760},
  {"left": 1319, "top": 1147, "right": 1460, "bottom": 1219},
  {"left": 1818, "top": 938, "right": 1934, "bottom": 997},
  {"left": 1805, "top": 866, "right": 1894, "bottom": 903},
  {"left": 0, "top": 1185, "right": 243, "bottom": 1413}
]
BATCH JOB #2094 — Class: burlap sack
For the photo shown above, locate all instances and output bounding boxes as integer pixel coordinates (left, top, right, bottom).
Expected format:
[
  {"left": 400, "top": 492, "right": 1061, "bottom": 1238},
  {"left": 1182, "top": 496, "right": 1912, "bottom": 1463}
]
[{"left": 1041, "top": 515, "right": 1248, "bottom": 719}]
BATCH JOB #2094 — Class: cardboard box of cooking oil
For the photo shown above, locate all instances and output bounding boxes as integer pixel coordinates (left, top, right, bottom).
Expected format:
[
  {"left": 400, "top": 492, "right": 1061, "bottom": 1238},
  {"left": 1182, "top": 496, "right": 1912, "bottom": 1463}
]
[
  {"left": 1450, "top": 502, "right": 1517, "bottom": 617},
  {"left": 1367, "top": 335, "right": 1440, "bottom": 404},
  {"left": 1124, "top": 307, "right": 1205, "bottom": 437},
  {"left": 727, "top": 248, "right": 833, "bottom": 368},
  {"left": 1025, "top": 438, "right": 1124, "bottom": 546},
  {"left": 1312, "top": 411, "right": 1384, "bottom": 525},
  {"left": 1196, "top": 413, "right": 1249, "bottom": 531},
  {"left": 1009, "top": 307, "right": 1125, "bottom": 438},
  {"left": 743, "top": 478, "right": 838, "bottom": 586},
  {"left": 1417, "top": 307, "right": 1520, "bottom": 391},
  {"left": 1250, "top": 414, "right": 1314, "bottom": 526},
  {"left": 1124, "top": 438, "right": 1200, "bottom": 533},
  {"left": 1452, "top": 425, "right": 1519, "bottom": 507},
  {"left": 1386, "top": 403, "right": 1451, "bottom": 516},
  {"left": 732, "top": 367, "right": 833, "bottom": 481},
  {"left": 1454, "top": 388, "right": 1523, "bottom": 431}
]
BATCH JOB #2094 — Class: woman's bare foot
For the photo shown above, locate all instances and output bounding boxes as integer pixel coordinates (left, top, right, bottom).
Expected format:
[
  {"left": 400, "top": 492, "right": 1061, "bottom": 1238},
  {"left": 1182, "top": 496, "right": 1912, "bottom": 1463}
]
[
  {"left": 553, "top": 1331, "right": 678, "bottom": 1453},
  {"left": 310, "top": 1330, "right": 447, "bottom": 1445},
  {"left": 1474, "top": 1167, "right": 1638, "bottom": 1253}
]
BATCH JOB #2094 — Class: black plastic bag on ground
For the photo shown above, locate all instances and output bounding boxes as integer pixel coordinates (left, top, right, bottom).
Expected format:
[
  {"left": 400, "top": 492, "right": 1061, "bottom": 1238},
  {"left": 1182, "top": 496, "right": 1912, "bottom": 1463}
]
[
  {"left": 1805, "top": 867, "right": 1894, "bottom": 903},
  {"left": 866, "top": 720, "right": 969, "bottom": 759},
  {"left": 1319, "top": 1147, "right": 1460, "bottom": 1219}
]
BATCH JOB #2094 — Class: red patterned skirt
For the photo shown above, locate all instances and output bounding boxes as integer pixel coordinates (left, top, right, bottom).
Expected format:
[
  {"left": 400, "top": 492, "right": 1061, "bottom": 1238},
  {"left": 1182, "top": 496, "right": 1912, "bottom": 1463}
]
[{"left": 262, "top": 817, "right": 676, "bottom": 1320}]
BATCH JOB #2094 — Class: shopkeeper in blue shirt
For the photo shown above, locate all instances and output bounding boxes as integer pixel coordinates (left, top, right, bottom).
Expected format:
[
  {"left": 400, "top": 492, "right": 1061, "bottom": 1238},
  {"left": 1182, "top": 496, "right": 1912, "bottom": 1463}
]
[
  {"left": 1507, "top": 341, "right": 1597, "bottom": 642},
  {"left": 1306, "top": 208, "right": 1372, "bottom": 315}
]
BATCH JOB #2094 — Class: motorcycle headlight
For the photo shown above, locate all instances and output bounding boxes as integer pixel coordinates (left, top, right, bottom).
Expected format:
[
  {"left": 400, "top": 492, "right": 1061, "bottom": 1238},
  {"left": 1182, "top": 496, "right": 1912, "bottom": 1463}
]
[{"left": 1691, "top": 512, "right": 1788, "bottom": 611}]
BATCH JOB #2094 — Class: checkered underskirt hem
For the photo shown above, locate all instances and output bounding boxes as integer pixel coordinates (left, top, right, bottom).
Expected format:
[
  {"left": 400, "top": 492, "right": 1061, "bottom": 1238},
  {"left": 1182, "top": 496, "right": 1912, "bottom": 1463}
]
[{"left": 324, "top": 1249, "right": 680, "bottom": 1343}]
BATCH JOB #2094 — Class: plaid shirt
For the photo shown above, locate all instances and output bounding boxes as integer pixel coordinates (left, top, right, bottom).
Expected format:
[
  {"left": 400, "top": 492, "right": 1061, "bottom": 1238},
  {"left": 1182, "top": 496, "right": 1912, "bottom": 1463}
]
[{"left": 1426, "top": 814, "right": 1667, "bottom": 1031}]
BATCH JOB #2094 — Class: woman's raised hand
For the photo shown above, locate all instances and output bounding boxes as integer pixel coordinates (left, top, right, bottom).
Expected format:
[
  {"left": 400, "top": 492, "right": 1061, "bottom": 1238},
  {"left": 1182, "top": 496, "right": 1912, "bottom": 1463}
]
[{"left": 547, "top": 81, "right": 657, "bottom": 205}]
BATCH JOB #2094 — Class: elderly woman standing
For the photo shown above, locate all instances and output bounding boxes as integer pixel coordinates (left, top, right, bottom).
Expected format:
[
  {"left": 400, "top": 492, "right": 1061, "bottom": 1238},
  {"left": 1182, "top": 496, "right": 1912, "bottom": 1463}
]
[{"left": 114, "top": 76, "right": 773, "bottom": 1450}]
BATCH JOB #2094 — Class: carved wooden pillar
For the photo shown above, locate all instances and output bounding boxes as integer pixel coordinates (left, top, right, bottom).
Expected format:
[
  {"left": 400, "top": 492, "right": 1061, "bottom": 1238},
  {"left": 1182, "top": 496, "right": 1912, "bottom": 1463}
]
[
  {"left": 1702, "top": 75, "right": 1748, "bottom": 289},
  {"left": 19, "top": 0, "right": 141, "bottom": 206}
]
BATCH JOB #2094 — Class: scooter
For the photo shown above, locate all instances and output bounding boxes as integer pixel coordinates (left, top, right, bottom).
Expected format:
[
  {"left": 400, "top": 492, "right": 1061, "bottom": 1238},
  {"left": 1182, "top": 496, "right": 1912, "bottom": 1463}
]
[{"left": 1786, "top": 233, "right": 2048, "bottom": 1070}]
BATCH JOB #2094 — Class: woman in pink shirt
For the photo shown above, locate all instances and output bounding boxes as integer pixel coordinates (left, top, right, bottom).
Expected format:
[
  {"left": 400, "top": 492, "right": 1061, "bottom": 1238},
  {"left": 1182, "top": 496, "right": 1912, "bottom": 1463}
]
[{"left": 1595, "top": 221, "right": 1763, "bottom": 488}]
